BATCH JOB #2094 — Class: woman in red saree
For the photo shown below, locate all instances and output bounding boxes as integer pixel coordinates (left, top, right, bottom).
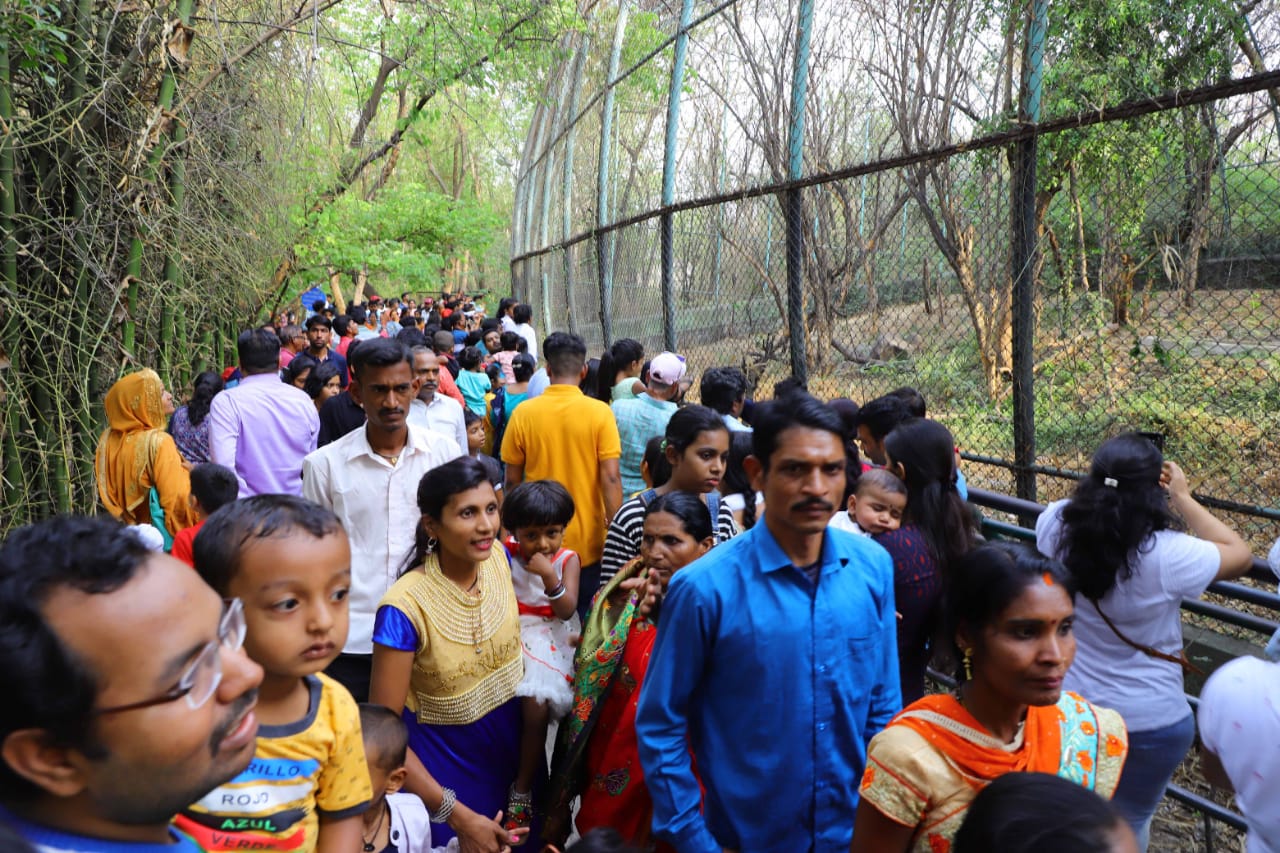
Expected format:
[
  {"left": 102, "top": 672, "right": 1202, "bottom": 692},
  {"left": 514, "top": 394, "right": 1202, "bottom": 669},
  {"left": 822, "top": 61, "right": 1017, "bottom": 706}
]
[{"left": 544, "top": 492, "right": 715, "bottom": 850}]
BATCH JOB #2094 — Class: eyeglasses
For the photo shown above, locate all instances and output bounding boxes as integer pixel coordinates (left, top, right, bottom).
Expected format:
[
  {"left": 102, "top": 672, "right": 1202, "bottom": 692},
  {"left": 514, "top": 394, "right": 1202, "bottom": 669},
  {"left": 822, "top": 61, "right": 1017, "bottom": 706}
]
[{"left": 93, "top": 598, "right": 246, "bottom": 715}]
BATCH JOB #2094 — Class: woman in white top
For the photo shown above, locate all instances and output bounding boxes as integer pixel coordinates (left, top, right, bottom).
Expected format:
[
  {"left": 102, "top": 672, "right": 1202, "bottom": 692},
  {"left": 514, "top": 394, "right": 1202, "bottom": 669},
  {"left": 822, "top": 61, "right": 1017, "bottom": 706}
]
[{"left": 1035, "top": 432, "right": 1252, "bottom": 851}]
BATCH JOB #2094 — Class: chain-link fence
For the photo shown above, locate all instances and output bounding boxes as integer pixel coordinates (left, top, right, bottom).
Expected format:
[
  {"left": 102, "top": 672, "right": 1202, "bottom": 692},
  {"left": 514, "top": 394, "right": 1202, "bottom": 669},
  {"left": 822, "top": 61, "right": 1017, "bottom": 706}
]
[
  {"left": 510, "top": 0, "right": 1280, "bottom": 558},
  {"left": 512, "top": 5, "right": 1280, "bottom": 843}
]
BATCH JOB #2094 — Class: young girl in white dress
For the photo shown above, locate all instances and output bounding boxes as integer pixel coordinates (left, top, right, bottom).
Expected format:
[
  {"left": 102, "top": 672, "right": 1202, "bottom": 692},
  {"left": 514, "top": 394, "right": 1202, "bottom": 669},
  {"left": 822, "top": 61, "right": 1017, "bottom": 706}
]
[{"left": 501, "top": 480, "right": 582, "bottom": 838}]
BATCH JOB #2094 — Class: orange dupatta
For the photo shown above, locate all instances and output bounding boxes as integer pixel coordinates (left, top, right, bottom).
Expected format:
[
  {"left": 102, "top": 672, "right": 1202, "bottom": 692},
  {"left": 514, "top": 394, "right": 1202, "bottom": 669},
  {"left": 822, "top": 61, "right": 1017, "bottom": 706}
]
[{"left": 889, "top": 694, "right": 1062, "bottom": 780}]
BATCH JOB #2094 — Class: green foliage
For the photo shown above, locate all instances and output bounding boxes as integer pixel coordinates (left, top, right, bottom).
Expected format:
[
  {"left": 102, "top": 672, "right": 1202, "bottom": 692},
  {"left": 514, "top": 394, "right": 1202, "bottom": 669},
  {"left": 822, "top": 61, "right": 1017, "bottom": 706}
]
[
  {"left": 0, "top": 0, "right": 68, "bottom": 86},
  {"left": 297, "top": 184, "right": 503, "bottom": 289}
]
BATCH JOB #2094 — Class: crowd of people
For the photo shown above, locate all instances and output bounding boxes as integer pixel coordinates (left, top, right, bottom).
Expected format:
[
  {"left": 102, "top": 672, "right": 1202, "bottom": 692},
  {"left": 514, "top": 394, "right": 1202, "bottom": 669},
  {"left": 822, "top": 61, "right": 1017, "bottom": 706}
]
[{"left": 1, "top": 289, "right": 1277, "bottom": 853}]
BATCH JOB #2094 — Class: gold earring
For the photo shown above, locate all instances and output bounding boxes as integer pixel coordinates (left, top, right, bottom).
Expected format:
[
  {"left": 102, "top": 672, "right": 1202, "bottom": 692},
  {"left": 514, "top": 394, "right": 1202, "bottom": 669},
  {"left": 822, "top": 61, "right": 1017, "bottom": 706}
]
[{"left": 963, "top": 649, "right": 973, "bottom": 681}]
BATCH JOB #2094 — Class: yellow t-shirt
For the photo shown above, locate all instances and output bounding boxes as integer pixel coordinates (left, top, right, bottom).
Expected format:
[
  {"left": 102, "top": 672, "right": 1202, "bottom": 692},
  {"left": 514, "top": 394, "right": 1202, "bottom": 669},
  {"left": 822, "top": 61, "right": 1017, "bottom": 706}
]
[
  {"left": 500, "top": 384, "right": 621, "bottom": 564},
  {"left": 177, "top": 672, "right": 372, "bottom": 851}
]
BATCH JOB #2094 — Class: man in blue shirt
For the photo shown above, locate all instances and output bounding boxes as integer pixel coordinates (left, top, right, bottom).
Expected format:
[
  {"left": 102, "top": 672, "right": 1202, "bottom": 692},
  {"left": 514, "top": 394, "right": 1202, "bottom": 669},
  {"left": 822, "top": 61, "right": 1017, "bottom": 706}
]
[
  {"left": 636, "top": 391, "right": 901, "bottom": 853},
  {"left": 0, "top": 515, "right": 264, "bottom": 853}
]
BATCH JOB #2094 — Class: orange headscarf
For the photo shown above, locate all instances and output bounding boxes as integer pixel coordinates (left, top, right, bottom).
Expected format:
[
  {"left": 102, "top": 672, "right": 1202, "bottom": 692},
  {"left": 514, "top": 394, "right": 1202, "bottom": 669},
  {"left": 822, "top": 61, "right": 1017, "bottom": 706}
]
[{"left": 94, "top": 370, "right": 190, "bottom": 532}]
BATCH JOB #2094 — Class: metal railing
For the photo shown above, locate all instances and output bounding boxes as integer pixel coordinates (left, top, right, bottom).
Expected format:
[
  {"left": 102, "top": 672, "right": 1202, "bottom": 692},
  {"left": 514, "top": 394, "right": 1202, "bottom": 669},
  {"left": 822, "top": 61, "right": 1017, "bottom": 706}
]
[{"left": 964, "top": 486, "right": 1274, "bottom": 845}]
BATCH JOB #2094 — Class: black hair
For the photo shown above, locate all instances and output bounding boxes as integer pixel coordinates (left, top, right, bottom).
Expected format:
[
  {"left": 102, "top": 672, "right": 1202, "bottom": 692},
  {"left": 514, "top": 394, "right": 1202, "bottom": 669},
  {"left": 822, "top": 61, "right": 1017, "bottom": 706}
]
[
  {"left": 580, "top": 357, "right": 601, "bottom": 398},
  {"left": 545, "top": 332, "right": 588, "bottom": 380},
  {"left": 855, "top": 395, "right": 911, "bottom": 440},
  {"left": 596, "top": 338, "right": 644, "bottom": 400},
  {"left": 645, "top": 491, "right": 714, "bottom": 543},
  {"left": 345, "top": 337, "right": 364, "bottom": 367},
  {"left": 237, "top": 327, "right": 281, "bottom": 375},
  {"left": 500, "top": 331, "right": 522, "bottom": 352},
  {"left": 401, "top": 457, "right": 495, "bottom": 574},
  {"left": 1052, "top": 432, "right": 1178, "bottom": 601},
  {"left": 502, "top": 480, "right": 576, "bottom": 531},
  {"left": 566, "top": 828, "right": 642, "bottom": 853},
  {"left": 358, "top": 703, "right": 409, "bottom": 772},
  {"left": 305, "top": 314, "right": 332, "bottom": 331},
  {"left": 349, "top": 337, "right": 411, "bottom": 381},
  {"left": 889, "top": 386, "right": 927, "bottom": 418},
  {"left": 193, "top": 495, "right": 344, "bottom": 596},
  {"left": 750, "top": 391, "right": 844, "bottom": 471},
  {"left": 332, "top": 315, "right": 353, "bottom": 337},
  {"left": 303, "top": 360, "right": 341, "bottom": 400},
  {"left": 953, "top": 772, "right": 1125, "bottom": 853},
  {"left": 643, "top": 435, "right": 673, "bottom": 489},
  {"left": 773, "top": 376, "right": 807, "bottom": 398},
  {"left": 459, "top": 346, "right": 483, "bottom": 370},
  {"left": 723, "top": 432, "right": 758, "bottom": 530},
  {"left": 189, "top": 463, "right": 239, "bottom": 515},
  {"left": 699, "top": 366, "right": 749, "bottom": 415},
  {"left": 396, "top": 327, "right": 428, "bottom": 349},
  {"left": 481, "top": 318, "right": 502, "bottom": 334},
  {"left": 498, "top": 297, "right": 518, "bottom": 319},
  {"left": 665, "top": 404, "right": 729, "bottom": 457},
  {"left": 945, "top": 541, "right": 1077, "bottom": 682},
  {"left": 186, "top": 370, "right": 224, "bottom": 427},
  {"left": 512, "top": 353, "right": 537, "bottom": 383},
  {"left": 432, "top": 330, "right": 455, "bottom": 353},
  {"left": 282, "top": 354, "right": 317, "bottom": 388},
  {"left": 855, "top": 467, "right": 907, "bottom": 499},
  {"left": 512, "top": 303, "right": 532, "bottom": 325},
  {"left": 883, "top": 418, "right": 976, "bottom": 569},
  {"left": 463, "top": 408, "right": 483, "bottom": 427},
  {"left": 441, "top": 312, "right": 459, "bottom": 331},
  {"left": 311, "top": 298, "right": 328, "bottom": 313},
  {"left": 0, "top": 515, "right": 151, "bottom": 799},
  {"left": 485, "top": 363, "right": 503, "bottom": 383},
  {"left": 349, "top": 304, "right": 368, "bottom": 325},
  {"left": 829, "top": 398, "right": 863, "bottom": 502}
]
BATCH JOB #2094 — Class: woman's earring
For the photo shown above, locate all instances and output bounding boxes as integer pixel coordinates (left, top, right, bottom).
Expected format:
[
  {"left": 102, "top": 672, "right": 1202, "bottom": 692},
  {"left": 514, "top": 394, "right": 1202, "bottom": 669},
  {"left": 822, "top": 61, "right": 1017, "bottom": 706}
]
[
  {"left": 426, "top": 535, "right": 438, "bottom": 553},
  {"left": 963, "top": 648, "right": 973, "bottom": 681}
]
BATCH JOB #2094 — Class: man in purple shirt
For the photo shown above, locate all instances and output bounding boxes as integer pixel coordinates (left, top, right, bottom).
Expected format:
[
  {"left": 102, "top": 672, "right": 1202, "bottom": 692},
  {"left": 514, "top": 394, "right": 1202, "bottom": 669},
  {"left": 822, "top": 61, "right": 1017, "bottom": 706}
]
[{"left": 209, "top": 328, "right": 319, "bottom": 497}]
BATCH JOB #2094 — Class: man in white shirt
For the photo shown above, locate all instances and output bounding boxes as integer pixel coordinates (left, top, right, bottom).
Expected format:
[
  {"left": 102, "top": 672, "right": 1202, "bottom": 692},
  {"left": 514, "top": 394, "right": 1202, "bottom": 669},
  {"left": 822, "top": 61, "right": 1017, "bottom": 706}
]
[
  {"left": 405, "top": 346, "right": 467, "bottom": 452},
  {"left": 302, "top": 338, "right": 462, "bottom": 702}
]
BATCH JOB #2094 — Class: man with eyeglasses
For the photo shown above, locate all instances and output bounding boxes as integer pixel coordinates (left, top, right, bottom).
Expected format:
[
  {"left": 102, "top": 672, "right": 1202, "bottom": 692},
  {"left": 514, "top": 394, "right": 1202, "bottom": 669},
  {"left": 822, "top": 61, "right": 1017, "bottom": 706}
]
[{"left": 0, "top": 514, "right": 262, "bottom": 852}]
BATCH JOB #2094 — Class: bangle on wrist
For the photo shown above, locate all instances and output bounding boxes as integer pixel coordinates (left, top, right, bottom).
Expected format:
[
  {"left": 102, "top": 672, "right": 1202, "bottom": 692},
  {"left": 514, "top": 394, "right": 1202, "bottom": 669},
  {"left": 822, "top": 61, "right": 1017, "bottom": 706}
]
[
  {"left": 430, "top": 787, "right": 457, "bottom": 824},
  {"left": 547, "top": 583, "right": 566, "bottom": 600}
]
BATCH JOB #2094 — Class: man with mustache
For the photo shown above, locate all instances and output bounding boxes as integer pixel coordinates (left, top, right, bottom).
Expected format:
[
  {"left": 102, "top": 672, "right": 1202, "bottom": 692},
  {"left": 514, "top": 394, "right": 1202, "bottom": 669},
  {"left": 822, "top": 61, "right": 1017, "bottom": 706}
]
[
  {"left": 406, "top": 346, "right": 468, "bottom": 454},
  {"left": 636, "top": 390, "right": 902, "bottom": 853},
  {"left": 0, "top": 514, "right": 263, "bottom": 852},
  {"left": 302, "top": 338, "right": 463, "bottom": 704}
]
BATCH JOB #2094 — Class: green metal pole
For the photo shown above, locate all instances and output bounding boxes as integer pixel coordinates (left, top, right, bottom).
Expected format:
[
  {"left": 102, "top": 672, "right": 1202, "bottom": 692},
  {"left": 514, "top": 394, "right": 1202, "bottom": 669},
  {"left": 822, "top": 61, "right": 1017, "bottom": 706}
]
[
  {"left": 784, "top": 0, "right": 815, "bottom": 382},
  {"left": 596, "top": 2, "right": 629, "bottom": 345}
]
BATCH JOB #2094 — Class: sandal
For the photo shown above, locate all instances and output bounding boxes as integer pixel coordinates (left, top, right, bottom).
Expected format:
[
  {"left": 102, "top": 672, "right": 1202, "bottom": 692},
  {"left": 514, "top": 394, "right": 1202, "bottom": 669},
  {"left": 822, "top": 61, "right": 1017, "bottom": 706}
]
[{"left": 504, "top": 785, "right": 533, "bottom": 845}]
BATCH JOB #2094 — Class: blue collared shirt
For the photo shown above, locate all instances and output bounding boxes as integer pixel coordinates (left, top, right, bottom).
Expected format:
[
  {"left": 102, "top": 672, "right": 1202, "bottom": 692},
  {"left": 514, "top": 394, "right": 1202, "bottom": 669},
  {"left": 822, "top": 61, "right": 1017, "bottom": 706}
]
[{"left": 636, "top": 521, "right": 901, "bottom": 853}]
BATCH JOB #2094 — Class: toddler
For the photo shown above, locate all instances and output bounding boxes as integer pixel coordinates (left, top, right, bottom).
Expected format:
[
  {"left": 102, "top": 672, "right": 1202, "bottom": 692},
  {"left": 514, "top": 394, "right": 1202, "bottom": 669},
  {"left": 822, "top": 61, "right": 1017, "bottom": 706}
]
[
  {"left": 829, "top": 467, "right": 907, "bottom": 537},
  {"left": 455, "top": 346, "right": 490, "bottom": 416},
  {"left": 501, "top": 480, "right": 581, "bottom": 837},
  {"left": 357, "top": 704, "right": 459, "bottom": 853},
  {"left": 181, "top": 494, "right": 372, "bottom": 851},
  {"left": 170, "top": 462, "right": 238, "bottom": 567}
]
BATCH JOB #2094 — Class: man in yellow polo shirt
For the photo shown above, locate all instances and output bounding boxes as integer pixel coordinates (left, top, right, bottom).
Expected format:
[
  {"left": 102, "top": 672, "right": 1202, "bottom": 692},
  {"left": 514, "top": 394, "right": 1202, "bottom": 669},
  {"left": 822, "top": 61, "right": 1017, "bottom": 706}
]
[{"left": 502, "top": 331, "right": 622, "bottom": 617}]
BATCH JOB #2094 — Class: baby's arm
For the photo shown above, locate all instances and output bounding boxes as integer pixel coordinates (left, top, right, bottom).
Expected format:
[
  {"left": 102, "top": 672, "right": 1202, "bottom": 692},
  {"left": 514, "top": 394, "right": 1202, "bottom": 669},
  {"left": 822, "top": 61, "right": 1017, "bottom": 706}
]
[
  {"left": 526, "top": 551, "right": 580, "bottom": 620},
  {"left": 315, "top": 814, "right": 363, "bottom": 853}
]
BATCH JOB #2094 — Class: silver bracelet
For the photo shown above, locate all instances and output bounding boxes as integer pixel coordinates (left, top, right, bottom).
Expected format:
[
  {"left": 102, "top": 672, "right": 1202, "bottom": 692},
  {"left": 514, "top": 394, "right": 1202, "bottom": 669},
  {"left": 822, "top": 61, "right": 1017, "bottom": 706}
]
[
  {"left": 546, "top": 583, "right": 566, "bottom": 600},
  {"left": 429, "top": 787, "right": 457, "bottom": 824}
]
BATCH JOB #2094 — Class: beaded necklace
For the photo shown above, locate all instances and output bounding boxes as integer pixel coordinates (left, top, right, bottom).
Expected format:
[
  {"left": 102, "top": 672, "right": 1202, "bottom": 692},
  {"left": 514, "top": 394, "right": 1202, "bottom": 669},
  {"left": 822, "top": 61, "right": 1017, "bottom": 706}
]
[{"left": 421, "top": 552, "right": 506, "bottom": 655}]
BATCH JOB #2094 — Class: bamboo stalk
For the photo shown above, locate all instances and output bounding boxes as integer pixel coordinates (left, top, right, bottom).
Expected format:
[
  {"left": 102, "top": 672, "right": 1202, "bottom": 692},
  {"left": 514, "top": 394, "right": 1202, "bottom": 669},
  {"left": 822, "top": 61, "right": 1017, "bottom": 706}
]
[{"left": 0, "top": 41, "right": 25, "bottom": 521}]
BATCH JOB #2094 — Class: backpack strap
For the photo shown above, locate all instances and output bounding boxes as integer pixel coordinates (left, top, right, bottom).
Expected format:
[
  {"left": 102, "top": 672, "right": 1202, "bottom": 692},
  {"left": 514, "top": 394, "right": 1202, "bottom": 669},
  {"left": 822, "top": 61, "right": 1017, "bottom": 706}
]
[
  {"left": 707, "top": 490, "right": 721, "bottom": 532},
  {"left": 638, "top": 488, "right": 658, "bottom": 506}
]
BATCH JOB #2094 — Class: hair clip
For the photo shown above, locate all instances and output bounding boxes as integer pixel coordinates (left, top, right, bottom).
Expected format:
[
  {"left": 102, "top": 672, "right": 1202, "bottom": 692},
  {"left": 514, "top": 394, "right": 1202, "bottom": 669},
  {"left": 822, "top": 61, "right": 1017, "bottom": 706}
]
[{"left": 1103, "top": 477, "right": 1118, "bottom": 488}]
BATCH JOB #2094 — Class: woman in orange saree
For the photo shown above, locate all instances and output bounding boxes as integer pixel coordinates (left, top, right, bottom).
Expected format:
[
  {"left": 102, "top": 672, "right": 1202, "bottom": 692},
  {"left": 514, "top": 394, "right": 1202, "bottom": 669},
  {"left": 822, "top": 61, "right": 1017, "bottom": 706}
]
[{"left": 851, "top": 542, "right": 1128, "bottom": 853}]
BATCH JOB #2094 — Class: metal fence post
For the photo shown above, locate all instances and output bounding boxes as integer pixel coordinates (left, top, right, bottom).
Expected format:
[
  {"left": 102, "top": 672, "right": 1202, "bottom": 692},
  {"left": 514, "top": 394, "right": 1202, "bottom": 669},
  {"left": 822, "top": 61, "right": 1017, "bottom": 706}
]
[
  {"left": 660, "top": 0, "right": 695, "bottom": 353},
  {"left": 784, "top": 0, "right": 815, "bottom": 383},
  {"left": 1011, "top": 0, "right": 1047, "bottom": 505},
  {"left": 597, "top": 2, "right": 629, "bottom": 346},
  {"left": 562, "top": 33, "right": 590, "bottom": 335}
]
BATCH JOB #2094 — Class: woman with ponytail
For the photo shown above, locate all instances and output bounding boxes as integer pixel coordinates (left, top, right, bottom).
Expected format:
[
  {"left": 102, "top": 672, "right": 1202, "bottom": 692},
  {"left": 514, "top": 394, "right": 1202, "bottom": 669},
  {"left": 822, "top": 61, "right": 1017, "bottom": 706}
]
[
  {"left": 1036, "top": 433, "right": 1251, "bottom": 851},
  {"left": 596, "top": 338, "right": 645, "bottom": 402},
  {"left": 880, "top": 417, "right": 978, "bottom": 704},
  {"left": 369, "top": 457, "right": 530, "bottom": 849}
]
